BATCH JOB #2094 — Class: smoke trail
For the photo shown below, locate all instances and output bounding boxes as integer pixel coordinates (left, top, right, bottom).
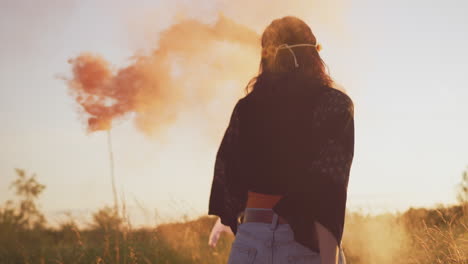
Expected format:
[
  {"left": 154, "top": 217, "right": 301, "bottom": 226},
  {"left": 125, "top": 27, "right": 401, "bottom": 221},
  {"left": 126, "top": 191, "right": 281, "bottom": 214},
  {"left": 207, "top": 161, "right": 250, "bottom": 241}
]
[{"left": 67, "top": 15, "right": 259, "bottom": 135}]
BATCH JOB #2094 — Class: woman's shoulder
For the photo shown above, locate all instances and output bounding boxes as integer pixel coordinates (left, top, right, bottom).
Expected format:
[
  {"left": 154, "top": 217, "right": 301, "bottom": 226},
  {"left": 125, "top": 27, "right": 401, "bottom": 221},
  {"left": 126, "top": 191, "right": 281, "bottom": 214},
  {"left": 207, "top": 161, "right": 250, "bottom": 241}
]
[
  {"left": 234, "top": 96, "right": 248, "bottom": 111},
  {"left": 228, "top": 96, "right": 250, "bottom": 120},
  {"left": 318, "top": 86, "right": 354, "bottom": 116},
  {"left": 321, "top": 86, "right": 353, "bottom": 106},
  {"left": 235, "top": 92, "right": 256, "bottom": 111}
]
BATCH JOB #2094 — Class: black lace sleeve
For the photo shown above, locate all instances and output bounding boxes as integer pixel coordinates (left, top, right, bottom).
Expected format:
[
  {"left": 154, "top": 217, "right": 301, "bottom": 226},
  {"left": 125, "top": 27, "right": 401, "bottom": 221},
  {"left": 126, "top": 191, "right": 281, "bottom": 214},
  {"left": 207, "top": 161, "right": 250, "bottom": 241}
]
[
  {"left": 208, "top": 99, "right": 246, "bottom": 234},
  {"left": 273, "top": 88, "right": 355, "bottom": 249}
]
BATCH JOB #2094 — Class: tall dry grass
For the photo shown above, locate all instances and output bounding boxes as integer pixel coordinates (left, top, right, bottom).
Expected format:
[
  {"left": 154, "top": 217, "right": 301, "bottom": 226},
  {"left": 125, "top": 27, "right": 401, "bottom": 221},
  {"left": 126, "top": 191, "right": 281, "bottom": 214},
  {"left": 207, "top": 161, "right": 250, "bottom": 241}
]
[
  {"left": 0, "top": 169, "right": 466, "bottom": 263},
  {"left": 343, "top": 204, "right": 467, "bottom": 264},
  {"left": 0, "top": 205, "right": 466, "bottom": 264}
]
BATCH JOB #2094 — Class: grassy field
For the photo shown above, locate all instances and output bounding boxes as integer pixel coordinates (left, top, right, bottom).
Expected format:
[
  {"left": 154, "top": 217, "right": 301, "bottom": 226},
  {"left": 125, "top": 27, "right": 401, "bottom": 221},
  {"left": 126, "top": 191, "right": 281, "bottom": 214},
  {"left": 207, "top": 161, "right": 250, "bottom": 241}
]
[
  {"left": 0, "top": 170, "right": 467, "bottom": 264},
  {"left": 0, "top": 205, "right": 466, "bottom": 264}
]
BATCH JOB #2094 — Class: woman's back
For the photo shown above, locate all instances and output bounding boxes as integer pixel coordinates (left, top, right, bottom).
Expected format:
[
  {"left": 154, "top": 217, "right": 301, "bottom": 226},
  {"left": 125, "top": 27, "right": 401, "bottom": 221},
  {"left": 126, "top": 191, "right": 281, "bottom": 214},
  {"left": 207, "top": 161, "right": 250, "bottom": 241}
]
[{"left": 238, "top": 85, "right": 329, "bottom": 195}]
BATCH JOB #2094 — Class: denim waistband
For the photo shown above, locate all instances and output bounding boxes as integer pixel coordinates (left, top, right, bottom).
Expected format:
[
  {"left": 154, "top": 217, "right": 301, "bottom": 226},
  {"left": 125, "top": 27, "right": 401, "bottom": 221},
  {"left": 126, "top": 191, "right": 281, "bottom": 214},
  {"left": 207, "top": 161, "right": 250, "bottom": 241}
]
[{"left": 242, "top": 208, "right": 290, "bottom": 231}]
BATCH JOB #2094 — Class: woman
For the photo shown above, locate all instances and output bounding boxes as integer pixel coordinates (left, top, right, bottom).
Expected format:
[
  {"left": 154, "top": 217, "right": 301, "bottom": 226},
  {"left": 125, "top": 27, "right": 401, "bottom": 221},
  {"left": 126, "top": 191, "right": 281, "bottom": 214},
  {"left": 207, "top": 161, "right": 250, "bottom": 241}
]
[{"left": 208, "top": 16, "right": 354, "bottom": 264}]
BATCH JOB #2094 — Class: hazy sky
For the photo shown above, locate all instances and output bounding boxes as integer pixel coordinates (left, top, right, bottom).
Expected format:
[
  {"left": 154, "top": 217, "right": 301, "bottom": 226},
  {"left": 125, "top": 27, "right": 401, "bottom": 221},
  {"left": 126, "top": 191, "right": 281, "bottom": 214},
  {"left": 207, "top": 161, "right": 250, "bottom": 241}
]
[{"left": 1, "top": 0, "right": 467, "bottom": 225}]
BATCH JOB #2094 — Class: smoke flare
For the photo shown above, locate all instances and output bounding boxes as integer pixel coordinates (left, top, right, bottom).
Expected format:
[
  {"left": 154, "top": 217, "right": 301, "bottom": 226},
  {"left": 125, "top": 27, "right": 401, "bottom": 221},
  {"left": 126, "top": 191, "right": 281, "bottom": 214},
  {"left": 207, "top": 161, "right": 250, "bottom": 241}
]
[{"left": 67, "top": 15, "right": 259, "bottom": 135}]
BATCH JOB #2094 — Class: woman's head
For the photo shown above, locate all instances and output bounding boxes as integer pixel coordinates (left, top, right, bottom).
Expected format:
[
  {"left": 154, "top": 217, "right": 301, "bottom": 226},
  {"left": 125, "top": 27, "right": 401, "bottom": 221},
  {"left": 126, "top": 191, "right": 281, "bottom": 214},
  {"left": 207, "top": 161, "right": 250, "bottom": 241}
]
[{"left": 246, "top": 16, "right": 332, "bottom": 94}]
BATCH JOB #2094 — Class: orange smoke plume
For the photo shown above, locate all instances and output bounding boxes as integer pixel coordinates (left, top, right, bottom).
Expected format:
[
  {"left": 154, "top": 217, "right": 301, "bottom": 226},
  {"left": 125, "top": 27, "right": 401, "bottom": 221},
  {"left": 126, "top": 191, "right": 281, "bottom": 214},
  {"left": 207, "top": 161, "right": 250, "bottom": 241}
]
[{"left": 66, "top": 15, "right": 259, "bottom": 134}]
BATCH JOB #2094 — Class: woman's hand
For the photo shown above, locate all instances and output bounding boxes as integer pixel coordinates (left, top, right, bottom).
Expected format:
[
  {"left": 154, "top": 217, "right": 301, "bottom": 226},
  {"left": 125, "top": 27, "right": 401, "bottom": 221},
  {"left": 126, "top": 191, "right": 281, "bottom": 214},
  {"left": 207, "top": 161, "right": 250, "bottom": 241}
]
[{"left": 208, "top": 217, "right": 233, "bottom": 248}]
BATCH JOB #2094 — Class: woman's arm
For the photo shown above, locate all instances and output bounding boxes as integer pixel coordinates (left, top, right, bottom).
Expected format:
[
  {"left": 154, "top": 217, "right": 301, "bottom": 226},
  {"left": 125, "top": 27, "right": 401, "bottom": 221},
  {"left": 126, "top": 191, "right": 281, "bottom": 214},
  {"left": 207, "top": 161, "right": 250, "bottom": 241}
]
[
  {"left": 315, "top": 221, "right": 339, "bottom": 264},
  {"left": 208, "top": 99, "right": 247, "bottom": 236}
]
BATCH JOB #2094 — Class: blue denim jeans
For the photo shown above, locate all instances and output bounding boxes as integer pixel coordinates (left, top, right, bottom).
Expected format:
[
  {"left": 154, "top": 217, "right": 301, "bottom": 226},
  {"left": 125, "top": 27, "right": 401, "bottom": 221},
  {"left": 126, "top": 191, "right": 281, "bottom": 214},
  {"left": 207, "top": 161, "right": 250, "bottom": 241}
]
[{"left": 227, "top": 208, "right": 346, "bottom": 264}]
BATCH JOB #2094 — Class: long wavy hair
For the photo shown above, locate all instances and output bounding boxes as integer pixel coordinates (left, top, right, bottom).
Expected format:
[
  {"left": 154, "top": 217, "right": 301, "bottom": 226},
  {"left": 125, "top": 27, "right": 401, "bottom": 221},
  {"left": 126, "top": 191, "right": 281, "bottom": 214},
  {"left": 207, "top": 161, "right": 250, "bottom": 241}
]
[{"left": 245, "top": 16, "right": 333, "bottom": 95}]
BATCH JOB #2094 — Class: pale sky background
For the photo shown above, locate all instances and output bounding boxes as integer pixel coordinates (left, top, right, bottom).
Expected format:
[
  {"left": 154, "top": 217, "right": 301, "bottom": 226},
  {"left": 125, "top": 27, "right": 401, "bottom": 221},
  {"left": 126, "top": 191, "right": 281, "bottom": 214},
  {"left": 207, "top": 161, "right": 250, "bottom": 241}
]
[{"left": 1, "top": 0, "right": 467, "bottom": 226}]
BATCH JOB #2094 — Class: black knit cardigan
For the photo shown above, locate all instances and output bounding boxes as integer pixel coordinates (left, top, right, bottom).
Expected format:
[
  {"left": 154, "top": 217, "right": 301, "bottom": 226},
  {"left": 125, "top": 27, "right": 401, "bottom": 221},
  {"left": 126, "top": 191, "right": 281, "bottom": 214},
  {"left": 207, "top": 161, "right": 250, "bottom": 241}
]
[{"left": 208, "top": 86, "right": 354, "bottom": 252}]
